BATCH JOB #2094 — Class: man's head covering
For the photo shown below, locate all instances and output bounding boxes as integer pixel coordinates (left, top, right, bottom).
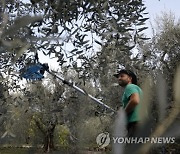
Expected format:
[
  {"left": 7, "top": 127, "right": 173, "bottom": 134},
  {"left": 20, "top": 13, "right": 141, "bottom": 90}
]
[{"left": 113, "top": 69, "right": 137, "bottom": 85}]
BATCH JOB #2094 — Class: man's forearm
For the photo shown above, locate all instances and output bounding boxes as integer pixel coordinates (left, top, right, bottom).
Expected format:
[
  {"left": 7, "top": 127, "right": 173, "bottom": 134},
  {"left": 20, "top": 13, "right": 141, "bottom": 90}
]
[{"left": 125, "top": 100, "right": 138, "bottom": 114}]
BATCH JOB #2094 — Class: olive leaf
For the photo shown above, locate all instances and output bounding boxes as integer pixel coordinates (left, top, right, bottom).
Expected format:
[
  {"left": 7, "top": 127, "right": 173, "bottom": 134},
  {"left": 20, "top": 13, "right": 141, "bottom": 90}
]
[{"left": 2, "top": 16, "right": 42, "bottom": 37}]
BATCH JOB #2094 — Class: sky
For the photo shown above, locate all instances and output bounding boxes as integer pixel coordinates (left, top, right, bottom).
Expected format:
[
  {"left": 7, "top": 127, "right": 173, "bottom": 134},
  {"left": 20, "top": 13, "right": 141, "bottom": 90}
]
[
  {"left": 145, "top": 0, "right": 180, "bottom": 19},
  {"left": 144, "top": 0, "right": 180, "bottom": 36},
  {"left": 39, "top": 0, "right": 180, "bottom": 68}
]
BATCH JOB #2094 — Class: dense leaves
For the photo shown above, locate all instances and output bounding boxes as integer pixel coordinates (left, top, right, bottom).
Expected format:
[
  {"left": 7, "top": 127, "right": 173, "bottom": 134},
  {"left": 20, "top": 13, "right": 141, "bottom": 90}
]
[{"left": 0, "top": 0, "right": 148, "bottom": 68}]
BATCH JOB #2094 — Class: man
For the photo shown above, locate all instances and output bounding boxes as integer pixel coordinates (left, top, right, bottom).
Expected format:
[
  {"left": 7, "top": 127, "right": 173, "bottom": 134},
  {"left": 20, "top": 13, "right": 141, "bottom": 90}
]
[{"left": 114, "top": 69, "right": 142, "bottom": 137}]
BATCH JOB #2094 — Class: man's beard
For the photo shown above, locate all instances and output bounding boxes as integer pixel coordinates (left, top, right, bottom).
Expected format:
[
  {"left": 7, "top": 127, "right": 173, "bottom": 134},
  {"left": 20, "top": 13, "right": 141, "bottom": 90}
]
[{"left": 118, "top": 80, "right": 128, "bottom": 87}]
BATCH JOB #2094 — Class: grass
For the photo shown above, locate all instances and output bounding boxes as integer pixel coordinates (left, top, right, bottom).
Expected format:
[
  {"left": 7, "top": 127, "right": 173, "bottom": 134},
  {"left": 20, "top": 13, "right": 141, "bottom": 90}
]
[
  {"left": 0, "top": 147, "right": 111, "bottom": 154},
  {"left": 0, "top": 147, "right": 70, "bottom": 154},
  {"left": 0, "top": 147, "right": 40, "bottom": 154}
]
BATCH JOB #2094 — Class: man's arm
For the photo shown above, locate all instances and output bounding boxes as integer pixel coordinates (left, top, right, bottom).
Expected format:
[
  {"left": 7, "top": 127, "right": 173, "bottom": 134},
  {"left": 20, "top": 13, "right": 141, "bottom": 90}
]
[{"left": 125, "top": 93, "right": 140, "bottom": 114}]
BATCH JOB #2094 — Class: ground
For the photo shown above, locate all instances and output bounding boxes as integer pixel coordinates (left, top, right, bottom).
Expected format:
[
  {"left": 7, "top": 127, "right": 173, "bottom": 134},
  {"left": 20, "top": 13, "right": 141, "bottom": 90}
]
[{"left": 0, "top": 147, "right": 110, "bottom": 154}]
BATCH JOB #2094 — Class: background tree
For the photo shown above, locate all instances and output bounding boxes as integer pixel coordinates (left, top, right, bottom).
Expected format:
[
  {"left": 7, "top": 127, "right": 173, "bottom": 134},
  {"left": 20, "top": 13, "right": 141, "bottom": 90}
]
[
  {"left": 21, "top": 77, "right": 65, "bottom": 152},
  {"left": 130, "top": 12, "right": 180, "bottom": 154}
]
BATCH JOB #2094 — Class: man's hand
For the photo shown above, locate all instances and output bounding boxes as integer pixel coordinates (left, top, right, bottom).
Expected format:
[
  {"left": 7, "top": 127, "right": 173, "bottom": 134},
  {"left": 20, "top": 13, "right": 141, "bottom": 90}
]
[{"left": 125, "top": 93, "right": 140, "bottom": 114}]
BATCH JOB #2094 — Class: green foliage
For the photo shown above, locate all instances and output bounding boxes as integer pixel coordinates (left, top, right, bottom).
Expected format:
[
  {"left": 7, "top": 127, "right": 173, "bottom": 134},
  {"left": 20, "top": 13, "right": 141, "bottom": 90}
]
[
  {"left": 77, "top": 116, "right": 112, "bottom": 146},
  {"left": 56, "top": 125, "right": 70, "bottom": 148},
  {"left": 0, "top": 0, "right": 149, "bottom": 72},
  {"left": 0, "top": 148, "right": 31, "bottom": 154}
]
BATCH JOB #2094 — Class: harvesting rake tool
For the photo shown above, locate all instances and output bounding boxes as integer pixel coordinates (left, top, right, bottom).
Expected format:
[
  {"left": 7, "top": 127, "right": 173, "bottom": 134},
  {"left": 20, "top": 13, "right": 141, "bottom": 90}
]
[{"left": 20, "top": 63, "right": 116, "bottom": 114}]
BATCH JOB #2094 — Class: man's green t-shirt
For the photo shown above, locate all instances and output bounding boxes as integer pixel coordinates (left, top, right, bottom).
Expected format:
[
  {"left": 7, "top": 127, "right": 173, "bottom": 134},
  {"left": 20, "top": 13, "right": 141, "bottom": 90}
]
[{"left": 121, "top": 84, "right": 142, "bottom": 123}]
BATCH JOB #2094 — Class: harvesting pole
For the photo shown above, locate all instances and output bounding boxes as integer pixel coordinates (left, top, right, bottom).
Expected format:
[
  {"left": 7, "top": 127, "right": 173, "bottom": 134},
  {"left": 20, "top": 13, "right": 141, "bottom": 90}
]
[{"left": 47, "top": 70, "right": 116, "bottom": 113}]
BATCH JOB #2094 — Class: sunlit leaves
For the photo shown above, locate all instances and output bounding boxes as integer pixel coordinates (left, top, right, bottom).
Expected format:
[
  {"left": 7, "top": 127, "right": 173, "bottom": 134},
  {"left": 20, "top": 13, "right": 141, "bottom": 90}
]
[
  {"left": 0, "top": 0, "right": 150, "bottom": 80},
  {"left": 21, "top": 0, "right": 149, "bottom": 63},
  {"left": 1, "top": 16, "right": 43, "bottom": 38}
]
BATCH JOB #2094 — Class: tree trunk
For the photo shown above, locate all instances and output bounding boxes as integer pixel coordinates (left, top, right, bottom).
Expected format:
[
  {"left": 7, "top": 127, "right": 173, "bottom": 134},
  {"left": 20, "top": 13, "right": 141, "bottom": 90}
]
[
  {"left": 34, "top": 116, "right": 57, "bottom": 153},
  {"left": 43, "top": 125, "right": 56, "bottom": 153}
]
